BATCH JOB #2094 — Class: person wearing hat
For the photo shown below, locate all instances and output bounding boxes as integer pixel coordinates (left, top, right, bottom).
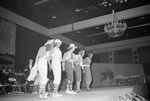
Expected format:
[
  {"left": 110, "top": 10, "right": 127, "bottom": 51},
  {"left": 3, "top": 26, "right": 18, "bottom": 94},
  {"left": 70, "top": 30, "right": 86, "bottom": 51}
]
[
  {"left": 33, "top": 39, "right": 55, "bottom": 98},
  {"left": 62, "top": 43, "right": 77, "bottom": 94},
  {"left": 83, "top": 54, "right": 93, "bottom": 91},
  {"left": 74, "top": 50, "right": 85, "bottom": 93},
  {"left": 50, "top": 39, "right": 63, "bottom": 97}
]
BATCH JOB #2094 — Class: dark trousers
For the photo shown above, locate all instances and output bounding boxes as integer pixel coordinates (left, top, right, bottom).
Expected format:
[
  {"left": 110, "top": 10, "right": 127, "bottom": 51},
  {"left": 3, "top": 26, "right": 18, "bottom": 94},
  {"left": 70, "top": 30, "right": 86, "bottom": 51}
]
[
  {"left": 75, "top": 64, "right": 82, "bottom": 82},
  {"left": 65, "top": 62, "right": 74, "bottom": 83}
]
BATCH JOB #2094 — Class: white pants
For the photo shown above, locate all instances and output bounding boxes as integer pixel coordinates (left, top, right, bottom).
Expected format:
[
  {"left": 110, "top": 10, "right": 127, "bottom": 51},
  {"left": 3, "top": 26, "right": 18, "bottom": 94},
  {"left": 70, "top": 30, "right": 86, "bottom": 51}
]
[
  {"left": 52, "top": 61, "right": 61, "bottom": 85},
  {"left": 34, "top": 72, "right": 41, "bottom": 85},
  {"left": 27, "top": 65, "right": 37, "bottom": 81},
  {"left": 37, "top": 58, "right": 48, "bottom": 85}
]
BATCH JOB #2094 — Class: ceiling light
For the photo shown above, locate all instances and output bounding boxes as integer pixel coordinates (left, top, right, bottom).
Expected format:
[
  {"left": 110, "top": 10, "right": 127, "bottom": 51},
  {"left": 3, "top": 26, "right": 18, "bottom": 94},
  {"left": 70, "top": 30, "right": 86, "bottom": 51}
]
[
  {"left": 52, "top": 15, "right": 56, "bottom": 19},
  {"left": 104, "top": 10, "right": 127, "bottom": 38},
  {"left": 75, "top": 8, "right": 80, "bottom": 12},
  {"left": 120, "top": 0, "right": 123, "bottom": 3},
  {"left": 110, "top": 0, "right": 127, "bottom": 3},
  {"left": 102, "top": 0, "right": 108, "bottom": 7},
  {"left": 108, "top": 3, "right": 112, "bottom": 6},
  {"left": 34, "top": 0, "right": 49, "bottom": 5}
]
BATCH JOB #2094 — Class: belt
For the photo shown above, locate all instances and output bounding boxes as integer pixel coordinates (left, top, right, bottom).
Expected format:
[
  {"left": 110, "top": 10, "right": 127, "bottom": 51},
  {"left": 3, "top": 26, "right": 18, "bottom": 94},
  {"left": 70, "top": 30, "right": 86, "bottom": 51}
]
[
  {"left": 66, "top": 60, "right": 74, "bottom": 63},
  {"left": 86, "top": 65, "right": 90, "bottom": 67}
]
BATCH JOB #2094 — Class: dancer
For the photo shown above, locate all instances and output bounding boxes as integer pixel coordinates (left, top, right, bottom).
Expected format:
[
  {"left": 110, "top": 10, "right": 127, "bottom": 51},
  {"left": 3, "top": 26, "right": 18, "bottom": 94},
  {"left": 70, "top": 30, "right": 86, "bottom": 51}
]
[
  {"left": 83, "top": 54, "right": 93, "bottom": 91},
  {"left": 50, "top": 39, "right": 63, "bottom": 97},
  {"left": 62, "top": 43, "right": 77, "bottom": 94},
  {"left": 74, "top": 50, "right": 85, "bottom": 93},
  {"left": 31, "top": 39, "right": 54, "bottom": 98}
]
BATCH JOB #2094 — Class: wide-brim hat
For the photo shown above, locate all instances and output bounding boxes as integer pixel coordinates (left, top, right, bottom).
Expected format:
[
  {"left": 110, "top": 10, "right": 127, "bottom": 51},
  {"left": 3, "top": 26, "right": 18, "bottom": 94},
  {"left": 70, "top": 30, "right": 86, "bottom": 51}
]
[
  {"left": 44, "top": 39, "right": 55, "bottom": 46},
  {"left": 67, "top": 43, "right": 77, "bottom": 49},
  {"left": 88, "top": 54, "right": 93, "bottom": 57},
  {"left": 54, "top": 39, "right": 62, "bottom": 44}
]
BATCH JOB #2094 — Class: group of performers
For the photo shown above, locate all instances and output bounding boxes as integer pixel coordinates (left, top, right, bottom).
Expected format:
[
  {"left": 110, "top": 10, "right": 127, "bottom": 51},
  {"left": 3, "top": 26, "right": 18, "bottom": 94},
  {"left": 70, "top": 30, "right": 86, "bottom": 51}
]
[{"left": 26, "top": 39, "right": 93, "bottom": 98}]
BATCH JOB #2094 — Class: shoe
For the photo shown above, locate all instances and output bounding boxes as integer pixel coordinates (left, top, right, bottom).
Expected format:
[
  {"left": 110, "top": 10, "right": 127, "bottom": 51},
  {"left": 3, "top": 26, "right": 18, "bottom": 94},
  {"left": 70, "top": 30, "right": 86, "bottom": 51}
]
[
  {"left": 52, "top": 93, "right": 62, "bottom": 97},
  {"left": 32, "top": 91, "right": 37, "bottom": 94},
  {"left": 45, "top": 92, "right": 48, "bottom": 96},
  {"left": 86, "top": 88, "right": 90, "bottom": 92},
  {"left": 76, "top": 89, "right": 81, "bottom": 93},
  {"left": 43, "top": 94, "right": 48, "bottom": 98},
  {"left": 66, "top": 90, "right": 76, "bottom": 94},
  {"left": 70, "top": 90, "right": 77, "bottom": 94},
  {"left": 39, "top": 94, "right": 43, "bottom": 98}
]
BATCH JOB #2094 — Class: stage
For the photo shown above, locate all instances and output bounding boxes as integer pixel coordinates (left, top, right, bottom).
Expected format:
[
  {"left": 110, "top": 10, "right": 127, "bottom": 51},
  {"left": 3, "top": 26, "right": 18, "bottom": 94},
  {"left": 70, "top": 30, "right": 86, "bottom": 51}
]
[{"left": 0, "top": 86, "right": 142, "bottom": 101}]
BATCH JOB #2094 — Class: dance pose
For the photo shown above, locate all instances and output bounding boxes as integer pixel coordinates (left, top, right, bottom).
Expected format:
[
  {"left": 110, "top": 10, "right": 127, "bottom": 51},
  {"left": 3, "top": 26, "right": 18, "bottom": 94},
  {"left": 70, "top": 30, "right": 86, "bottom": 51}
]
[
  {"left": 83, "top": 54, "right": 93, "bottom": 91},
  {"left": 74, "top": 50, "right": 85, "bottom": 93},
  {"left": 50, "top": 39, "right": 63, "bottom": 97},
  {"left": 29, "top": 39, "right": 54, "bottom": 98},
  {"left": 62, "top": 43, "right": 77, "bottom": 94}
]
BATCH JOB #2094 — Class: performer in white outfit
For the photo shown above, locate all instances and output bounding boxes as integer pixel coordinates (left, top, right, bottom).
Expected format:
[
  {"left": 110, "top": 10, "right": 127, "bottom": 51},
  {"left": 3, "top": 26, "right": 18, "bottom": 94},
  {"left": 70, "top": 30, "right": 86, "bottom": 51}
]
[
  {"left": 50, "top": 39, "right": 63, "bottom": 97},
  {"left": 28, "top": 39, "right": 55, "bottom": 98}
]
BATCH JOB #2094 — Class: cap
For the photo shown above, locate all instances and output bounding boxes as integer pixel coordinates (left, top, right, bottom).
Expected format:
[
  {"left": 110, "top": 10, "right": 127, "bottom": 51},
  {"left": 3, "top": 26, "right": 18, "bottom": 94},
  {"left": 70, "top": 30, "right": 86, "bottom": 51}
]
[
  {"left": 54, "top": 39, "right": 62, "bottom": 44},
  {"left": 67, "top": 43, "right": 77, "bottom": 49},
  {"left": 44, "top": 39, "right": 55, "bottom": 46}
]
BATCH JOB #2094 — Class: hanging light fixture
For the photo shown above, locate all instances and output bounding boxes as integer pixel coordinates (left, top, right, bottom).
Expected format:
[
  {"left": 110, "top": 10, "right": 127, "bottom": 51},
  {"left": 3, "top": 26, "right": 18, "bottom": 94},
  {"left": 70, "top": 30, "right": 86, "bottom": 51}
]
[{"left": 104, "top": 10, "right": 127, "bottom": 38}]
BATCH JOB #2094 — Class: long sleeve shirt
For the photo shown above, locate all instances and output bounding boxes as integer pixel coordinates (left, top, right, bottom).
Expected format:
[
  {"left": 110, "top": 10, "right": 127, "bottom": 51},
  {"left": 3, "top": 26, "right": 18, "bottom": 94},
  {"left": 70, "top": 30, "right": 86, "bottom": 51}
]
[
  {"left": 63, "top": 51, "right": 74, "bottom": 62},
  {"left": 51, "top": 47, "right": 62, "bottom": 62},
  {"left": 74, "top": 54, "right": 84, "bottom": 67},
  {"left": 83, "top": 57, "right": 92, "bottom": 67}
]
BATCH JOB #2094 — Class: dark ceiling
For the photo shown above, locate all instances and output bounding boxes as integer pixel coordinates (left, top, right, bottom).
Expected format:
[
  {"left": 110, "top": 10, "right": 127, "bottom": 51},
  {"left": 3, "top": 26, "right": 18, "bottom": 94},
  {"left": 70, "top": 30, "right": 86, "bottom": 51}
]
[{"left": 0, "top": 0, "right": 150, "bottom": 46}]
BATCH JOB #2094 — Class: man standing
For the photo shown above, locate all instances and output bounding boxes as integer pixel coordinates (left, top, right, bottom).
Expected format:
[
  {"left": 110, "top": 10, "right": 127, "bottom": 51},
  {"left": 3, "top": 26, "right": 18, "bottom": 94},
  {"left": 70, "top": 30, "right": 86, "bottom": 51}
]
[
  {"left": 33, "top": 39, "right": 54, "bottom": 98},
  {"left": 50, "top": 39, "right": 63, "bottom": 97},
  {"left": 62, "top": 43, "right": 77, "bottom": 94}
]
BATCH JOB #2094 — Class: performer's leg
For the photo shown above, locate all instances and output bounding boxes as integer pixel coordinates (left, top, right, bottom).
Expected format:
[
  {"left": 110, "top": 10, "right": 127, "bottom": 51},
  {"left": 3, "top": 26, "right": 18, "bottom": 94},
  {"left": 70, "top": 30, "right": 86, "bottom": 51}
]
[
  {"left": 37, "top": 60, "right": 48, "bottom": 98},
  {"left": 85, "top": 68, "right": 92, "bottom": 91},
  {"left": 53, "top": 84, "right": 62, "bottom": 97},
  {"left": 86, "top": 82, "right": 91, "bottom": 91},
  {"left": 69, "top": 81, "right": 73, "bottom": 91},
  {"left": 39, "top": 84, "right": 45, "bottom": 97},
  {"left": 65, "top": 62, "right": 76, "bottom": 94},
  {"left": 32, "top": 74, "right": 40, "bottom": 94},
  {"left": 66, "top": 80, "right": 70, "bottom": 91},
  {"left": 66, "top": 80, "right": 76, "bottom": 94},
  {"left": 66, "top": 80, "right": 72, "bottom": 91},
  {"left": 39, "top": 80, "right": 48, "bottom": 98},
  {"left": 75, "top": 65, "right": 82, "bottom": 93},
  {"left": 76, "top": 81, "right": 81, "bottom": 93},
  {"left": 32, "top": 85, "right": 38, "bottom": 94},
  {"left": 52, "top": 62, "right": 62, "bottom": 97}
]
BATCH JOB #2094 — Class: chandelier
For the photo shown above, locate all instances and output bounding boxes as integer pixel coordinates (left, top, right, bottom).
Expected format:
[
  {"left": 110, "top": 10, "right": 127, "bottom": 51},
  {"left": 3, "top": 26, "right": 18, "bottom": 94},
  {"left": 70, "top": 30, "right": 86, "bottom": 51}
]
[{"left": 104, "top": 10, "right": 127, "bottom": 38}]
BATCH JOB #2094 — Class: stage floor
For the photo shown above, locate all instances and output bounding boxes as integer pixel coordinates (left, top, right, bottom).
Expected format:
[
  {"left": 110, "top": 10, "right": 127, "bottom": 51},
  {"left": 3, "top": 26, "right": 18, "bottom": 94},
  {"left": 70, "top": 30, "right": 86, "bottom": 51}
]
[{"left": 0, "top": 86, "right": 134, "bottom": 101}]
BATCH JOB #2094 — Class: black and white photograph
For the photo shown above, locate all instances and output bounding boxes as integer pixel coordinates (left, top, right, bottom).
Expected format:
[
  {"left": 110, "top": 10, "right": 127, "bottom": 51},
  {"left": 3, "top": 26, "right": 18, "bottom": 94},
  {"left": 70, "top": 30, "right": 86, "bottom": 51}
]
[{"left": 0, "top": 0, "right": 150, "bottom": 101}]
